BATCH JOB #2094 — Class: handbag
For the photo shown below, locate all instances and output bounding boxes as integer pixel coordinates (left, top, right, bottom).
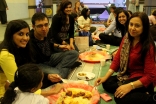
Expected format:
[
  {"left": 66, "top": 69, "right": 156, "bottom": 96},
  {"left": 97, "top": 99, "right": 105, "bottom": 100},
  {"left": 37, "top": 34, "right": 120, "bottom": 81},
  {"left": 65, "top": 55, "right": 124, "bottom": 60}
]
[
  {"left": 74, "top": 36, "right": 89, "bottom": 52},
  {"left": 79, "top": 31, "right": 93, "bottom": 46}
]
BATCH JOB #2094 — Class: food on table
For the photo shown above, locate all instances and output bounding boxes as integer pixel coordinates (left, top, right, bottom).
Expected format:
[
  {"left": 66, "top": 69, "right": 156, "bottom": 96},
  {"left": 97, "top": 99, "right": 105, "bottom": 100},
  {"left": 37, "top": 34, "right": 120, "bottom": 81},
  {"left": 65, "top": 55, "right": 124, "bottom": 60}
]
[
  {"left": 56, "top": 88, "right": 93, "bottom": 104},
  {"left": 85, "top": 52, "right": 105, "bottom": 61},
  {"left": 78, "top": 72, "right": 86, "bottom": 76}
]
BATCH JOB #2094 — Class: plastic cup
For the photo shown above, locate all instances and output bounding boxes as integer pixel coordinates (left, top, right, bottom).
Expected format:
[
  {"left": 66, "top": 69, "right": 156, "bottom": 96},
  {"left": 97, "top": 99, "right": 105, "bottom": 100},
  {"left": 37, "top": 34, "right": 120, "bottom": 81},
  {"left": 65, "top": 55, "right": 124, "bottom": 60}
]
[
  {"left": 93, "top": 45, "right": 97, "bottom": 49},
  {"left": 100, "top": 59, "right": 106, "bottom": 66},
  {"left": 106, "top": 44, "right": 110, "bottom": 50}
]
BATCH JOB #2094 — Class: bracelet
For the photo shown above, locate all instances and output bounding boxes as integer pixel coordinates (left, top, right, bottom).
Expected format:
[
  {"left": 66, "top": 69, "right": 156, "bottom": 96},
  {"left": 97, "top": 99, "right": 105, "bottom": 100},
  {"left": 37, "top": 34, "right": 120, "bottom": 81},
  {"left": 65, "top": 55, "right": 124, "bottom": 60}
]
[{"left": 130, "top": 82, "right": 135, "bottom": 89}]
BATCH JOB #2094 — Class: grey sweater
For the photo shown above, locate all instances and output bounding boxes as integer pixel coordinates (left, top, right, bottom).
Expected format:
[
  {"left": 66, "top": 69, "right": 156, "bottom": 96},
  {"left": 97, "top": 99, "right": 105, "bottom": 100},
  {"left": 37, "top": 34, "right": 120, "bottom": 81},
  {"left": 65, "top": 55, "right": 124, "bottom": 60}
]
[{"left": 104, "top": 19, "right": 122, "bottom": 38}]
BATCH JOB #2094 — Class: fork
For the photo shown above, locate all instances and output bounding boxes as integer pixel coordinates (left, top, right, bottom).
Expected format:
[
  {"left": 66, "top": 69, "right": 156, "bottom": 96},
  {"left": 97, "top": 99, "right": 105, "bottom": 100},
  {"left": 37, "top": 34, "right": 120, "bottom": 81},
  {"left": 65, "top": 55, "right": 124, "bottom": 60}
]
[
  {"left": 92, "top": 84, "right": 98, "bottom": 93},
  {"left": 57, "top": 75, "right": 68, "bottom": 83}
]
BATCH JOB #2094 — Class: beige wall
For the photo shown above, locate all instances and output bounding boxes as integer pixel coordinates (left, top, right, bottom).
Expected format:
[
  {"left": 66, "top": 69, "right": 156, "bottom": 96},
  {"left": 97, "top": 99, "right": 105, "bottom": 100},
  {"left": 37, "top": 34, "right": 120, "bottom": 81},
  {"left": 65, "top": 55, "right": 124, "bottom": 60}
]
[
  {"left": 28, "top": 0, "right": 36, "bottom": 18},
  {"left": 6, "top": 0, "right": 29, "bottom": 20}
]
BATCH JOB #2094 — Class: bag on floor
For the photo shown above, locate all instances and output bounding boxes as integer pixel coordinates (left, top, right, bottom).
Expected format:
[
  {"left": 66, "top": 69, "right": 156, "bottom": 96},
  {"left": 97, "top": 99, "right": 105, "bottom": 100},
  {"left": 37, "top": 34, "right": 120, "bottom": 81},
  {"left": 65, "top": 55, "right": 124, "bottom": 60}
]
[
  {"left": 79, "top": 31, "right": 93, "bottom": 46},
  {"left": 74, "top": 36, "right": 89, "bottom": 52}
]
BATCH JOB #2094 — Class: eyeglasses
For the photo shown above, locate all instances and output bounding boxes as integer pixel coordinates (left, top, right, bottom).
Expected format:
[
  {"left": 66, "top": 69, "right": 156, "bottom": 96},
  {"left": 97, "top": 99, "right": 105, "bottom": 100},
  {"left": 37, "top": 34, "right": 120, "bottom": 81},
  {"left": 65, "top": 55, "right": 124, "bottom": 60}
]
[{"left": 35, "top": 23, "right": 49, "bottom": 28}]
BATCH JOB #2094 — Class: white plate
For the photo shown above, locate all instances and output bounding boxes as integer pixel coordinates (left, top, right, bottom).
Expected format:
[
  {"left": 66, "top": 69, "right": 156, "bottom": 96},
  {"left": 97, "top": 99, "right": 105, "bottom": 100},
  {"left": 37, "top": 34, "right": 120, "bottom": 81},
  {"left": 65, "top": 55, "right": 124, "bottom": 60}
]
[
  {"left": 61, "top": 79, "right": 88, "bottom": 85},
  {"left": 77, "top": 72, "right": 95, "bottom": 81}
]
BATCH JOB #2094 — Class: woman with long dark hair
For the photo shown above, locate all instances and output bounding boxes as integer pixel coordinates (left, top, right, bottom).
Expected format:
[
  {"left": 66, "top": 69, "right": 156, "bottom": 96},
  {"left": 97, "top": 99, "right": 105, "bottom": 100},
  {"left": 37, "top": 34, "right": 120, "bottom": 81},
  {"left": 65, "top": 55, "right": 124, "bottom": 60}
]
[
  {"left": 72, "top": 1, "right": 81, "bottom": 17},
  {"left": 99, "top": 9, "right": 129, "bottom": 46},
  {"left": 95, "top": 12, "right": 156, "bottom": 104},
  {"left": 51, "top": 0, "right": 78, "bottom": 50}
]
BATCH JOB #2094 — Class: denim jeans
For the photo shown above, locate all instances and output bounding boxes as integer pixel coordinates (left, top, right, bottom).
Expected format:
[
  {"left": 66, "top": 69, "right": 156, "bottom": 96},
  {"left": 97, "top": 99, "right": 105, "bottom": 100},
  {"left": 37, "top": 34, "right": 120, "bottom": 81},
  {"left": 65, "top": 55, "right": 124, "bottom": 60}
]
[{"left": 37, "top": 50, "right": 79, "bottom": 78}]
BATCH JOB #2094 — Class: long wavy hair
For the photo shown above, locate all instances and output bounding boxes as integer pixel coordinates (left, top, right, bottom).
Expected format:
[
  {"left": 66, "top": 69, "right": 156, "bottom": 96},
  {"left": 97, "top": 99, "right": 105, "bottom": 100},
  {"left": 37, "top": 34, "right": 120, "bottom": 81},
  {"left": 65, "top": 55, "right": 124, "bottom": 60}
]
[
  {"left": 57, "top": 0, "right": 72, "bottom": 25},
  {"left": 116, "top": 10, "right": 129, "bottom": 37},
  {"left": 74, "top": 1, "right": 80, "bottom": 10},
  {"left": 128, "top": 12, "right": 155, "bottom": 61},
  {"left": 0, "top": 20, "right": 32, "bottom": 66}
]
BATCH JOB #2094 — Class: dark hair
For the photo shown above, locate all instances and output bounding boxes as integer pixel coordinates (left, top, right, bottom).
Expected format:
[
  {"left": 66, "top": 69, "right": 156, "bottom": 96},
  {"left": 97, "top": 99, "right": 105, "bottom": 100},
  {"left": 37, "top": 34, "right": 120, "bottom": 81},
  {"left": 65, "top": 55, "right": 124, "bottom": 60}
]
[
  {"left": 81, "top": 8, "right": 90, "bottom": 20},
  {"left": 31, "top": 13, "right": 49, "bottom": 25},
  {"left": 110, "top": 6, "right": 116, "bottom": 10},
  {"left": 128, "top": 12, "right": 155, "bottom": 61},
  {"left": 127, "top": 10, "right": 132, "bottom": 17},
  {"left": 150, "top": 25, "right": 156, "bottom": 41},
  {"left": 116, "top": 10, "right": 129, "bottom": 37},
  {"left": 57, "top": 0, "right": 72, "bottom": 25},
  {"left": 71, "top": 13, "right": 78, "bottom": 19},
  {"left": 0, "top": 20, "right": 32, "bottom": 66},
  {"left": 1, "top": 64, "right": 43, "bottom": 104},
  {"left": 152, "top": 10, "right": 156, "bottom": 16},
  {"left": 127, "top": 10, "right": 132, "bottom": 15},
  {"left": 114, "top": 7, "right": 124, "bottom": 15}
]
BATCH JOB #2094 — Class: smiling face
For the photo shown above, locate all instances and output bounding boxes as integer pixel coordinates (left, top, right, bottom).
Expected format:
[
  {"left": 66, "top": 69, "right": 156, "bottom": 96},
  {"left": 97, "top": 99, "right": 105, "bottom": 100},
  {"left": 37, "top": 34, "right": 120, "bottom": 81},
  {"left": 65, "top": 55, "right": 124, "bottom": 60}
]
[
  {"left": 118, "top": 12, "right": 127, "bottom": 25},
  {"left": 64, "top": 4, "right": 72, "bottom": 15},
  {"left": 128, "top": 17, "right": 143, "bottom": 39},
  {"left": 13, "top": 28, "right": 30, "bottom": 48}
]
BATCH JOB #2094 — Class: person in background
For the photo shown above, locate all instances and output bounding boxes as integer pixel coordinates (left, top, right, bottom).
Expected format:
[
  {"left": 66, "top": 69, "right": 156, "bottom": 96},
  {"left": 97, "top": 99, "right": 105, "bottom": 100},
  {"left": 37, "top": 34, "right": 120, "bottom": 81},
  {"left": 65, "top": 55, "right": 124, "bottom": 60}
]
[
  {"left": 128, "top": 0, "right": 136, "bottom": 13},
  {"left": 150, "top": 24, "right": 156, "bottom": 42},
  {"left": 80, "top": 2, "right": 88, "bottom": 11},
  {"left": 135, "top": 0, "right": 139, "bottom": 12},
  {"left": 148, "top": 10, "right": 156, "bottom": 26},
  {"left": 106, "top": 5, "right": 116, "bottom": 26},
  {"left": 51, "top": 0, "right": 79, "bottom": 51},
  {"left": 95, "top": 12, "right": 156, "bottom": 104},
  {"left": 99, "top": 9, "right": 129, "bottom": 46},
  {"left": 72, "top": 1, "right": 81, "bottom": 17},
  {"left": 78, "top": 8, "right": 93, "bottom": 46},
  {"left": 127, "top": 10, "right": 132, "bottom": 17},
  {"left": 71, "top": 13, "right": 81, "bottom": 36},
  {"left": 1, "top": 64, "right": 57, "bottom": 104},
  {"left": 0, "top": 0, "right": 8, "bottom": 24},
  {"left": 0, "top": 20, "right": 63, "bottom": 96}
]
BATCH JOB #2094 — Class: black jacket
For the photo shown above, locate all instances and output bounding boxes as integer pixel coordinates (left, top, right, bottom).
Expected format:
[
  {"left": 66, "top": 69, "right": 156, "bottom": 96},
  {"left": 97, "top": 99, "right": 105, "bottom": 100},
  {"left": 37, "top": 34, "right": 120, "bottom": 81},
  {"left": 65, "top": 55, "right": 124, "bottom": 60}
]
[
  {"left": 29, "top": 29, "right": 55, "bottom": 64},
  {"left": 50, "top": 14, "right": 74, "bottom": 44}
]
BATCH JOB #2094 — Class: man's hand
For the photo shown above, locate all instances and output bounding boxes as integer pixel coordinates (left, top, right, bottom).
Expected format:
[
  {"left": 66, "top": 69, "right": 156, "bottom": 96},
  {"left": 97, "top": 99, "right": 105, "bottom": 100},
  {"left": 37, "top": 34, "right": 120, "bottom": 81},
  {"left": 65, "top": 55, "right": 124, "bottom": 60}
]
[
  {"left": 59, "top": 44, "right": 71, "bottom": 50},
  {"left": 48, "top": 74, "right": 61, "bottom": 82},
  {"left": 70, "top": 44, "right": 75, "bottom": 50}
]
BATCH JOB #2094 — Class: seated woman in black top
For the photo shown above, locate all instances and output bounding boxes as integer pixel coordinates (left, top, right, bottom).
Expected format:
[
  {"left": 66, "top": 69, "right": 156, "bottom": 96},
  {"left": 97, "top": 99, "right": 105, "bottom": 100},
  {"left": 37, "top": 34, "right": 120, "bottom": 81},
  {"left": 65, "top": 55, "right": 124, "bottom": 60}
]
[{"left": 51, "top": 0, "right": 78, "bottom": 51}]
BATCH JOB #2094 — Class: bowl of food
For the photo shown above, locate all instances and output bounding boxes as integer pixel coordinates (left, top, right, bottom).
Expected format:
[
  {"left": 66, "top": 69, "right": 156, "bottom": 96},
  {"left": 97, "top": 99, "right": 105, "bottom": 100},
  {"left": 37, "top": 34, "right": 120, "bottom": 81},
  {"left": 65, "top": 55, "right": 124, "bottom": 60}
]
[{"left": 77, "top": 72, "right": 95, "bottom": 80}]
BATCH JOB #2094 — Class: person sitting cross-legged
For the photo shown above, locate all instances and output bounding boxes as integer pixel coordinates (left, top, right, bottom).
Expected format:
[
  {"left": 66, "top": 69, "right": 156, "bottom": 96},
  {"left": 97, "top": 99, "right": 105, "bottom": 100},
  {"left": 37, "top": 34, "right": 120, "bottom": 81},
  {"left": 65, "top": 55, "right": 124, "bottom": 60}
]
[{"left": 29, "top": 12, "right": 79, "bottom": 82}]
